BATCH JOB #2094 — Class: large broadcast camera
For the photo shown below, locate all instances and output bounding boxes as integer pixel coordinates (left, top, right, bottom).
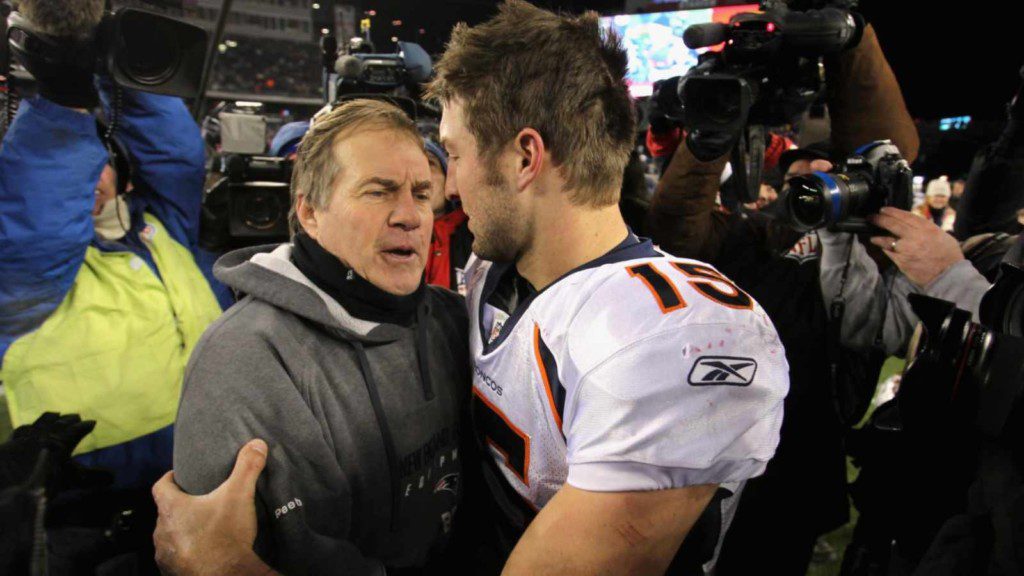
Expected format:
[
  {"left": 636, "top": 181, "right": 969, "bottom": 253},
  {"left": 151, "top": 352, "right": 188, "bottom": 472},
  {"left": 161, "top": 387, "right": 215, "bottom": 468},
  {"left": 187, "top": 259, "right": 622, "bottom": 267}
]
[
  {"left": 782, "top": 140, "right": 913, "bottom": 233},
  {"left": 325, "top": 37, "right": 433, "bottom": 119},
  {"left": 201, "top": 154, "right": 293, "bottom": 251},
  {"left": 653, "top": 0, "right": 862, "bottom": 202},
  {"left": 3, "top": 6, "right": 207, "bottom": 125},
  {"left": 842, "top": 265, "right": 1024, "bottom": 574}
]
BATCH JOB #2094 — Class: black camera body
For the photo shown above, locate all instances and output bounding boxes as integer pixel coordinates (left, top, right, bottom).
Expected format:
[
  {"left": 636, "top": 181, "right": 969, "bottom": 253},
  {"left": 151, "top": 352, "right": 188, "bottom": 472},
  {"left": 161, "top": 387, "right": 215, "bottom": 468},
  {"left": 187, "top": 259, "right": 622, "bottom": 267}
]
[
  {"left": 201, "top": 155, "right": 293, "bottom": 251},
  {"left": 901, "top": 265, "right": 1024, "bottom": 443},
  {"left": 679, "top": 2, "right": 859, "bottom": 134},
  {"left": 781, "top": 140, "right": 912, "bottom": 233},
  {"left": 329, "top": 41, "right": 432, "bottom": 119},
  {"left": 843, "top": 265, "right": 1024, "bottom": 573},
  {"left": 651, "top": 0, "right": 860, "bottom": 202}
]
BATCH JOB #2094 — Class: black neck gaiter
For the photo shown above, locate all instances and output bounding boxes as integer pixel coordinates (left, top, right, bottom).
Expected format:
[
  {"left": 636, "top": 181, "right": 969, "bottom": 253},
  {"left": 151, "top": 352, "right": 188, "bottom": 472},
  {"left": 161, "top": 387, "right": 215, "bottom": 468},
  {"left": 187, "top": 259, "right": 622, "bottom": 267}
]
[{"left": 290, "top": 233, "right": 425, "bottom": 327}]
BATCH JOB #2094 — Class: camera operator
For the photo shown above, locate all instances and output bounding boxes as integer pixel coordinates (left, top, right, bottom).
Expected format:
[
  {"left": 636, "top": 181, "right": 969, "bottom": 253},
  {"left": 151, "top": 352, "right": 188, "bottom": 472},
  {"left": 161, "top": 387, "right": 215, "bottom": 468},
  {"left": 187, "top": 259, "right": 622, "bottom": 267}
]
[
  {"left": 647, "top": 14, "right": 919, "bottom": 575},
  {"left": 0, "top": 0, "right": 223, "bottom": 511}
]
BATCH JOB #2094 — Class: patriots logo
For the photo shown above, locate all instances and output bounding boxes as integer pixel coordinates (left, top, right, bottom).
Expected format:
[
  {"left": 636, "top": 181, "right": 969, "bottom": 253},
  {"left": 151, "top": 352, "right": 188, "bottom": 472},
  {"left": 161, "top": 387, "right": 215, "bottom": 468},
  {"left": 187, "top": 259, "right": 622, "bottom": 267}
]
[
  {"left": 434, "top": 473, "right": 460, "bottom": 496},
  {"left": 688, "top": 356, "right": 758, "bottom": 386}
]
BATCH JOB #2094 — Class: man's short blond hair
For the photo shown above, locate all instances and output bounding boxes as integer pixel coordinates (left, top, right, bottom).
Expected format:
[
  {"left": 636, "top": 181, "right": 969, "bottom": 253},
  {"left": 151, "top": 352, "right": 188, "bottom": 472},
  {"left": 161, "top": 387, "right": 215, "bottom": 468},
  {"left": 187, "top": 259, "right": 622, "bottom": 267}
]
[
  {"left": 288, "top": 99, "right": 423, "bottom": 236},
  {"left": 425, "top": 0, "right": 635, "bottom": 207}
]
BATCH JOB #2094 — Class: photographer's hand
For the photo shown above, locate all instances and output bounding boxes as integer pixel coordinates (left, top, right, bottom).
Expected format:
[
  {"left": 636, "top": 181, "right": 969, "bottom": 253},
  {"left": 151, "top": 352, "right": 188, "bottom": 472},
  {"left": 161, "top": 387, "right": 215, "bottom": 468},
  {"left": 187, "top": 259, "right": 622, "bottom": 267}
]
[
  {"left": 869, "top": 207, "right": 964, "bottom": 288},
  {"left": 152, "top": 439, "right": 276, "bottom": 576}
]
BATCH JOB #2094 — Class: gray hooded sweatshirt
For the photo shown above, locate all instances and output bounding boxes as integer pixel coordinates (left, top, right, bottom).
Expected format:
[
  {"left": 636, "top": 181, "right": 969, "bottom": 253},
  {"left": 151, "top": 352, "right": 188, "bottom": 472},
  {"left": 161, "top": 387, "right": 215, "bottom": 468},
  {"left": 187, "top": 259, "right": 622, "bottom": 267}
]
[{"left": 173, "top": 244, "right": 471, "bottom": 575}]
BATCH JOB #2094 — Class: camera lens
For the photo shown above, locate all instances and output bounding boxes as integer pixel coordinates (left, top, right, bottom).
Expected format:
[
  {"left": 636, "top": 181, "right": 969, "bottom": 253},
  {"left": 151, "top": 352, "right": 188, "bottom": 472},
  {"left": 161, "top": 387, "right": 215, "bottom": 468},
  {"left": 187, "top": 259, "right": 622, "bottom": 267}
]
[
  {"left": 242, "top": 191, "right": 285, "bottom": 231},
  {"left": 784, "top": 176, "right": 832, "bottom": 232},
  {"left": 118, "top": 13, "right": 180, "bottom": 86}
]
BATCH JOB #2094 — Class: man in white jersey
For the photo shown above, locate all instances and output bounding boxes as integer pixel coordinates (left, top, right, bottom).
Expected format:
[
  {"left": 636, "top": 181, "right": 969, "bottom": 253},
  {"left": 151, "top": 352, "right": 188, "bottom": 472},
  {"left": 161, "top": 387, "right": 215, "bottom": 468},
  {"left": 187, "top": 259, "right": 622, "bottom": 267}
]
[
  {"left": 147, "top": 2, "right": 788, "bottom": 574},
  {"left": 424, "top": 2, "right": 789, "bottom": 574}
]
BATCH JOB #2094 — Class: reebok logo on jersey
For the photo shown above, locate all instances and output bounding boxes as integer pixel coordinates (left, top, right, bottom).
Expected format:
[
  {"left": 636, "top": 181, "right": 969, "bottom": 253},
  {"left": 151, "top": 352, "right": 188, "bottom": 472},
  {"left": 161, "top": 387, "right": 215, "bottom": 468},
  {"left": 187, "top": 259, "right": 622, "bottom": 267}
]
[{"left": 688, "top": 356, "right": 758, "bottom": 386}]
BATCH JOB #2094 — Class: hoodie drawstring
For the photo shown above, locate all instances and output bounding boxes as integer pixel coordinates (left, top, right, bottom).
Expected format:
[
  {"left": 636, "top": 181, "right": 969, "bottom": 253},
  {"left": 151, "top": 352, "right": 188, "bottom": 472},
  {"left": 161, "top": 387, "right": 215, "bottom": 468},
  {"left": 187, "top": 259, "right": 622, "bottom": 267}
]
[
  {"left": 415, "top": 304, "right": 435, "bottom": 402},
  {"left": 350, "top": 307, "right": 436, "bottom": 533},
  {"left": 352, "top": 341, "right": 403, "bottom": 532}
]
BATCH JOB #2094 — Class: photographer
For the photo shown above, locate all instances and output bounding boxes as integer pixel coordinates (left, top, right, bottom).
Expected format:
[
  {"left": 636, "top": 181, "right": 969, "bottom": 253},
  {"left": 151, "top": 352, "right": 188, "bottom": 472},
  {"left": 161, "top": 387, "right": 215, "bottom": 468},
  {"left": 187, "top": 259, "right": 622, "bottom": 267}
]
[
  {"left": 819, "top": 207, "right": 993, "bottom": 356},
  {"left": 0, "top": 0, "right": 223, "bottom": 498},
  {"left": 647, "top": 16, "right": 919, "bottom": 575}
]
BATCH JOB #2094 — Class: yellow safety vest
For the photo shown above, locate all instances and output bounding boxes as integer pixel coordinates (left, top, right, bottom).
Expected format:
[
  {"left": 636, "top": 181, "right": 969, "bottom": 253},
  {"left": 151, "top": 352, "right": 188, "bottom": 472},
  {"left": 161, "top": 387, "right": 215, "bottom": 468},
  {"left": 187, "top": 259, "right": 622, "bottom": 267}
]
[{"left": 1, "top": 214, "right": 222, "bottom": 454}]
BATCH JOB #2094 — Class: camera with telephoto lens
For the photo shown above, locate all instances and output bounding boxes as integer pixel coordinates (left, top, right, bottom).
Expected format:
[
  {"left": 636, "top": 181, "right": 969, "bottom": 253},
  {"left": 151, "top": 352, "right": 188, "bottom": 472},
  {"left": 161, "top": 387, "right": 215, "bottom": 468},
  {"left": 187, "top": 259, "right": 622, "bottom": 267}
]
[
  {"left": 840, "top": 265, "right": 1024, "bottom": 574},
  {"left": 781, "top": 140, "right": 913, "bottom": 233},
  {"left": 5, "top": 7, "right": 207, "bottom": 102},
  {"left": 201, "top": 155, "right": 293, "bottom": 251},
  {"left": 899, "top": 264, "right": 1024, "bottom": 443},
  {"left": 651, "top": 0, "right": 861, "bottom": 202}
]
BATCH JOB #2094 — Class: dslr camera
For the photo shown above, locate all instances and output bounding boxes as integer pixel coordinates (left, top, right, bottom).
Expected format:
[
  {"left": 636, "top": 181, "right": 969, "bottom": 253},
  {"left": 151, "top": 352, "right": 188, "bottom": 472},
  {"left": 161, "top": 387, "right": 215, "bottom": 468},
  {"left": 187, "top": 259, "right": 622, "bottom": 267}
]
[
  {"left": 652, "top": 0, "right": 861, "bottom": 202},
  {"left": 842, "top": 265, "right": 1024, "bottom": 573},
  {"left": 782, "top": 140, "right": 913, "bottom": 232}
]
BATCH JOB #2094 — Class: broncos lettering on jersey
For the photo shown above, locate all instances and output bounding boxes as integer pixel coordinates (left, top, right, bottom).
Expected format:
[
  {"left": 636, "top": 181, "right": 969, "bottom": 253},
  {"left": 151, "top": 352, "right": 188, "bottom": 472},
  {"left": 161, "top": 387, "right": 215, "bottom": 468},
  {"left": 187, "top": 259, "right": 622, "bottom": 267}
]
[{"left": 465, "top": 234, "right": 789, "bottom": 565}]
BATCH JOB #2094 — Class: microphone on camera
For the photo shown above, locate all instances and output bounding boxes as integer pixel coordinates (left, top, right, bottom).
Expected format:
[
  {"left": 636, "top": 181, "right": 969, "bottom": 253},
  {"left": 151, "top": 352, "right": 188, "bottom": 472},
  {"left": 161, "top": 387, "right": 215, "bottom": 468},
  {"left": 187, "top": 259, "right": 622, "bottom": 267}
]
[
  {"left": 334, "top": 55, "right": 364, "bottom": 80},
  {"left": 683, "top": 23, "right": 728, "bottom": 50}
]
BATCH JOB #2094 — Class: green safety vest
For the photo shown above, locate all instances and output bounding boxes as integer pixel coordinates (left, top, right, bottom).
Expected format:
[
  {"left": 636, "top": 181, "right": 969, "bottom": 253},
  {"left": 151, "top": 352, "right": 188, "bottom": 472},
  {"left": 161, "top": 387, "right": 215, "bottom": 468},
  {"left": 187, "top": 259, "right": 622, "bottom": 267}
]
[{"left": 1, "top": 214, "right": 223, "bottom": 454}]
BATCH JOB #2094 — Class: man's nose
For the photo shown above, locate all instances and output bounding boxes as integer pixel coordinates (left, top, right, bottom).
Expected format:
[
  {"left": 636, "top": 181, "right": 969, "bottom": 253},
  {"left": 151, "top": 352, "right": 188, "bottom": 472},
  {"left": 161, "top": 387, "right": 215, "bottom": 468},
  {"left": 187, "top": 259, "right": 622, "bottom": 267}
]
[
  {"left": 390, "top": 190, "right": 423, "bottom": 231},
  {"left": 444, "top": 163, "right": 461, "bottom": 201}
]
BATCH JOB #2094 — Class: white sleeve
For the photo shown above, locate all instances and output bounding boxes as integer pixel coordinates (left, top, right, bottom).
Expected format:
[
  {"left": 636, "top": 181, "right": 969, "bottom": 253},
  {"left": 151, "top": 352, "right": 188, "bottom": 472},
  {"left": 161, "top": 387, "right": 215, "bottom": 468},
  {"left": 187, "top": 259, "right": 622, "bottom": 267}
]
[{"left": 563, "top": 323, "right": 789, "bottom": 492}]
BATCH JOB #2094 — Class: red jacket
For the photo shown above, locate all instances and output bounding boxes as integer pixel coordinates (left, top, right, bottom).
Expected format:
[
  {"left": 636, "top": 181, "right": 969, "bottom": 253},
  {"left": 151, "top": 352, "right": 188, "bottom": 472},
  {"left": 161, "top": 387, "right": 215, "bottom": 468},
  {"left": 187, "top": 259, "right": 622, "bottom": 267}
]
[{"left": 426, "top": 207, "right": 472, "bottom": 293}]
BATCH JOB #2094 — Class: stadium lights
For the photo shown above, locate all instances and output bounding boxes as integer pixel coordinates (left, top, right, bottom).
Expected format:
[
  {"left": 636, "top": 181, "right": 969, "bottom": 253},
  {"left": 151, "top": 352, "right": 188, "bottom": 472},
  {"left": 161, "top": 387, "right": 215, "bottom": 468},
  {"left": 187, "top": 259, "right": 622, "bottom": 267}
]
[
  {"left": 321, "top": 27, "right": 330, "bottom": 34},
  {"left": 225, "top": 39, "right": 238, "bottom": 48},
  {"left": 312, "top": 2, "right": 320, "bottom": 8},
  {"left": 390, "top": 36, "right": 398, "bottom": 42},
  {"left": 235, "top": 101, "right": 264, "bottom": 108}
]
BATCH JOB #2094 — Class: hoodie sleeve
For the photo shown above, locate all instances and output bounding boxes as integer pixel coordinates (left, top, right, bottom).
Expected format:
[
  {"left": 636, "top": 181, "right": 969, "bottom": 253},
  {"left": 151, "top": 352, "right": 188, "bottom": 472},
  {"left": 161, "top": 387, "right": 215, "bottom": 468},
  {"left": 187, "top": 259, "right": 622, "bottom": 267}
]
[{"left": 173, "top": 301, "right": 385, "bottom": 575}]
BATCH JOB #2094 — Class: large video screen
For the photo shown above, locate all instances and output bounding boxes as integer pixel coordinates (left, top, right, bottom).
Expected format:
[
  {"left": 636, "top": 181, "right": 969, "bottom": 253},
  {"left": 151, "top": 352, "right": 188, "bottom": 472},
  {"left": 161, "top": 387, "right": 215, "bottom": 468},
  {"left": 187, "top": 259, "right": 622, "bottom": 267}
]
[{"left": 600, "top": 5, "right": 758, "bottom": 98}]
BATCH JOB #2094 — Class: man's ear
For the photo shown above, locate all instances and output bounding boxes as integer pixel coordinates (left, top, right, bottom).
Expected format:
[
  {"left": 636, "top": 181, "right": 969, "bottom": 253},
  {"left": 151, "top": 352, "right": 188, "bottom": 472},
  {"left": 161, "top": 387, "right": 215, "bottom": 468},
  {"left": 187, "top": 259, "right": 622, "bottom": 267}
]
[
  {"left": 295, "top": 193, "right": 319, "bottom": 239},
  {"left": 512, "top": 128, "right": 545, "bottom": 191}
]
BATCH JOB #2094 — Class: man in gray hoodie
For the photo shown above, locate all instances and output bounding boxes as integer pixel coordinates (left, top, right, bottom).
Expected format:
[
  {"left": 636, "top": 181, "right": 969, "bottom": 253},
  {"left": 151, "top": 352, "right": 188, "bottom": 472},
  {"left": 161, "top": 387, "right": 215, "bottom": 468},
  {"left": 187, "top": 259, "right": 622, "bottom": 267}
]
[{"left": 157, "top": 99, "right": 473, "bottom": 574}]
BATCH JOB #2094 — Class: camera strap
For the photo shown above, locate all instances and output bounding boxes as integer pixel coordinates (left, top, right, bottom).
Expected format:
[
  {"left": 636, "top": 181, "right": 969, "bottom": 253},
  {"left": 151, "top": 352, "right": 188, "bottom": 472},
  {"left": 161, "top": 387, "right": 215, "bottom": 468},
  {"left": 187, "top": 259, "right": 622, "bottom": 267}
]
[{"left": 826, "top": 233, "right": 853, "bottom": 378}]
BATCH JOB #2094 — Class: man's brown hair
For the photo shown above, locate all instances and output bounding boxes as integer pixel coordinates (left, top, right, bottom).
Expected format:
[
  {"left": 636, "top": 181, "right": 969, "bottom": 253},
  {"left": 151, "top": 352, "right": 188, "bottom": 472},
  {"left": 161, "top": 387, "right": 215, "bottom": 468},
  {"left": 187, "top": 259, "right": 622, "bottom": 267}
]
[
  {"left": 425, "top": 0, "right": 635, "bottom": 207},
  {"left": 288, "top": 98, "right": 423, "bottom": 235}
]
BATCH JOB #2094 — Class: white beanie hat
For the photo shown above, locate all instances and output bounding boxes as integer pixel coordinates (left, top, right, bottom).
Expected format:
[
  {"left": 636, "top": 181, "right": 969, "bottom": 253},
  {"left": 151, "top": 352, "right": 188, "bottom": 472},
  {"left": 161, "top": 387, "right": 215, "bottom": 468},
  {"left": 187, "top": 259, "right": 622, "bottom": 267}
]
[{"left": 926, "top": 176, "right": 952, "bottom": 198}]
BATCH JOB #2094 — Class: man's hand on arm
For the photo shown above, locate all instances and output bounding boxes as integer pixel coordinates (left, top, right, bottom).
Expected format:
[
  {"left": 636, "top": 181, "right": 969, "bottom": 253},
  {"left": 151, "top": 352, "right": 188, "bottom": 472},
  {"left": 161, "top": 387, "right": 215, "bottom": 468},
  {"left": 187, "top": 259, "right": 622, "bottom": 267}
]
[
  {"left": 501, "top": 483, "right": 718, "bottom": 576},
  {"left": 152, "top": 439, "right": 278, "bottom": 576},
  {"left": 868, "top": 207, "right": 964, "bottom": 288}
]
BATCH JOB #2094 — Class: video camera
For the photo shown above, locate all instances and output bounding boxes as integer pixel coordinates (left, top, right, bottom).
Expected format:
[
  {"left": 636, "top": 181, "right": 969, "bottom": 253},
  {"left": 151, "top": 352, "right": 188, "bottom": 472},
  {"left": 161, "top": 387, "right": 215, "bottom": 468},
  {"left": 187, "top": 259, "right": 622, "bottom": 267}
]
[
  {"left": 201, "top": 154, "right": 293, "bottom": 251},
  {"left": 842, "top": 265, "right": 1024, "bottom": 573},
  {"left": 325, "top": 39, "right": 433, "bottom": 119},
  {"left": 782, "top": 140, "right": 912, "bottom": 233},
  {"left": 4, "top": 7, "right": 207, "bottom": 111},
  {"left": 651, "top": 0, "right": 861, "bottom": 202}
]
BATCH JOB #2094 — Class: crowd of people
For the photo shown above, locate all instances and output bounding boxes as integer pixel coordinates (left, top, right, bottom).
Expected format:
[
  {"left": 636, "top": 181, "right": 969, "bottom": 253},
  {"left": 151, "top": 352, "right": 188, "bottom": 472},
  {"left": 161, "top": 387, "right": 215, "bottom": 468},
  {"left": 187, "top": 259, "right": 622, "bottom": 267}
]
[
  {"left": 211, "top": 39, "right": 322, "bottom": 97},
  {"left": 2, "top": 1, "right": 1024, "bottom": 576}
]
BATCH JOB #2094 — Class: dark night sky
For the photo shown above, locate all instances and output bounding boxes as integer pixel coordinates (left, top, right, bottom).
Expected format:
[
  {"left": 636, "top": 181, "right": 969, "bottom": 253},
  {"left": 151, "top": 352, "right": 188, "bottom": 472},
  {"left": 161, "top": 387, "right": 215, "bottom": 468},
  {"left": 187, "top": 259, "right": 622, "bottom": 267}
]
[{"left": 361, "top": 0, "right": 1022, "bottom": 122}]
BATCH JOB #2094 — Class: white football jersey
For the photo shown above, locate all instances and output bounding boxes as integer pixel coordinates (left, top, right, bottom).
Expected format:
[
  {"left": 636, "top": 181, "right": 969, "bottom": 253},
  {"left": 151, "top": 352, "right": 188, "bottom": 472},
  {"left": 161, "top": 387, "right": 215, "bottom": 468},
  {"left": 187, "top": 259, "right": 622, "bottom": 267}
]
[{"left": 466, "top": 236, "right": 789, "bottom": 521}]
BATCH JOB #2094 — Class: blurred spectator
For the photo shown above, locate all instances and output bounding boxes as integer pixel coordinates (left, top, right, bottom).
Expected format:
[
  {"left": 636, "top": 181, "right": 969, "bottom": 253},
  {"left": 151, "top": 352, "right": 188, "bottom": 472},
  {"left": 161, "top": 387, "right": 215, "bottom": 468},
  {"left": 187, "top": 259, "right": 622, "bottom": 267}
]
[
  {"left": 423, "top": 138, "right": 472, "bottom": 294},
  {"left": 949, "top": 175, "right": 966, "bottom": 210},
  {"left": 211, "top": 39, "right": 321, "bottom": 97},
  {"left": 914, "top": 177, "right": 956, "bottom": 232}
]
